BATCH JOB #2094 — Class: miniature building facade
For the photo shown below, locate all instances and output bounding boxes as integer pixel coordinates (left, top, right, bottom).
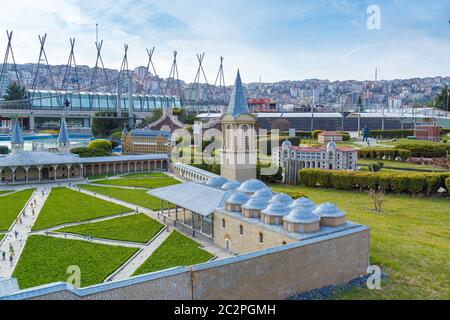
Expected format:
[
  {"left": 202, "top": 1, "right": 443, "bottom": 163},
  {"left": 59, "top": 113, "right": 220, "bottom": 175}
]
[
  {"left": 214, "top": 178, "right": 350, "bottom": 254},
  {"left": 276, "top": 141, "right": 358, "bottom": 185},
  {"left": 121, "top": 129, "right": 172, "bottom": 155},
  {"left": 415, "top": 125, "right": 441, "bottom": 142},
  {"left": 318, "top": 131, "right": 344, "bottom": 144}
]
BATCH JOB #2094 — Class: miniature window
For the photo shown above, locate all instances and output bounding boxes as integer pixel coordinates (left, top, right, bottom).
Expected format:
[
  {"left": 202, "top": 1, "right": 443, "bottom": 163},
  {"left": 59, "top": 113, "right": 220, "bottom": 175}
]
[
  {"left": 222, "top": 219, "right": 226, "bottom": 228},
  {"left": 239, "top": 225, "right": 244, "bottom": 236},
  {"left": 259, "top": 232, "right": 264, "bottom": 244}
]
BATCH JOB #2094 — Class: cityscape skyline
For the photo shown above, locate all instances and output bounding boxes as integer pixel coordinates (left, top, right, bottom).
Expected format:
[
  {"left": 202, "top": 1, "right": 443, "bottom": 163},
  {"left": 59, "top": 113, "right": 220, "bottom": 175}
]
[{"left": 0, "top": 0, "right": 449, "bottom": 82}]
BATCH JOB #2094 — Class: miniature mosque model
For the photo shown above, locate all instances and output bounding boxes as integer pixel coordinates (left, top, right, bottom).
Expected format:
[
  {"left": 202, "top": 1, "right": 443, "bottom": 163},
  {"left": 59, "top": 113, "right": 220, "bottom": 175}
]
[{"left": 150, "top": 71, "right": 361, "bottom": 254}]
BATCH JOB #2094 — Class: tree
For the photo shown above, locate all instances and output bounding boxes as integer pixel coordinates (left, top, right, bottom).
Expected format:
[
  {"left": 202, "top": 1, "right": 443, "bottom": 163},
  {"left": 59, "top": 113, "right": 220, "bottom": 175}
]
[
  {"left": 88, "top": 139, "right": 112, "bottom": 154},
  {"left": 0, "top": 146, "right": 9, "bottom": 155},
  {"left": 139, "top": 108, "right": 163, "bottom": 128},
  {"left": 433, "top": 85, "right": 449, "bottom": 111},
  {"left": 357, "top": 95, "right": 364, "bottom": 112},
  {"left": 3, "top": 82, "right": 28, "bottom": 101},
  {"left": 91, "top": 112, "right": 124, "bottom": 137}
]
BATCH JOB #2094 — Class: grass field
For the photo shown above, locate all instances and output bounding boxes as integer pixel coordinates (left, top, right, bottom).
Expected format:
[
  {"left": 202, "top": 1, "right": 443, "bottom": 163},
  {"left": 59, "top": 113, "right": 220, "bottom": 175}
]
[
  {"left": 358, "top": 159, "right": 450, "bottom": 172},
  {"left": 56, "top": 214, "right": 164, "bottom": 243},
  {"left": 79, "top": 185, "right": 165, "bottom": 210},
  {"left": 94, "top": 177, "right": 180, "bottom": 189},
  {"left": 88, "top": 173, "right": 118, "bottom": 180},
  {"left": 0, "top": 190, "right": 13, "bottom": 195},
  {"left": 271, "top": 184, "right": 450, "bottom": 300},
  {"left": 0, "top": 189, "right": 34, "bottom": 231},
  {"left": 0, "top": 234, "right": 4, "bottom": 242},
  {"left": 121, "top": 172, "right": 169, "bottom": 178},
  {"left": 133, "top": 231, "right": 214, "bottom": 276},
  {"left": 13, "top": 235, "right": 138, "bottom": 289},
  {"left": 33, "top": 188, "right": 132, "bottom": 230}
]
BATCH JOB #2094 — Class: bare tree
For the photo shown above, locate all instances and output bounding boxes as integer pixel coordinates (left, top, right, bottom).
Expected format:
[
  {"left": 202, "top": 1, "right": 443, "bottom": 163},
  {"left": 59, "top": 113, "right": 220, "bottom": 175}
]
[{"left": 369, "top": 188, "right": 385, "bottom": 213}]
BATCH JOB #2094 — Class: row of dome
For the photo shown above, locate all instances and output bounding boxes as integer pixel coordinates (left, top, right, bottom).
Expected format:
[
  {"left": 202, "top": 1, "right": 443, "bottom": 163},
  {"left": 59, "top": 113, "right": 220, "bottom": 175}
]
[{"left": 205, "top": 177, "right": 346, "bottom": 233}]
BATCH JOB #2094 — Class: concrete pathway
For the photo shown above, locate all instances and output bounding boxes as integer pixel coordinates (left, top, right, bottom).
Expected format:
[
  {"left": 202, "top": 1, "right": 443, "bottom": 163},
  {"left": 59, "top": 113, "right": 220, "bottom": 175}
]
[
  {"left": 0, "top": 186, "right": 50, "bottom": 278},
  {"left": 74, "top": 185, "right": 232, "bottom": 260},
  {"left": 35, "top": 232, "right": 143, "bottom": 249},
  {"left": 107, "top": 229, "right": 173, "bottom": 282}
]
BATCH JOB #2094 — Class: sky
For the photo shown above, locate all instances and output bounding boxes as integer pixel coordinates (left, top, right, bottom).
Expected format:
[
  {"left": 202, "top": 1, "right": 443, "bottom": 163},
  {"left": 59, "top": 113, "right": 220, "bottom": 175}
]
[{"left": 0, "top": 0, "right": 449, "bottom": 83}]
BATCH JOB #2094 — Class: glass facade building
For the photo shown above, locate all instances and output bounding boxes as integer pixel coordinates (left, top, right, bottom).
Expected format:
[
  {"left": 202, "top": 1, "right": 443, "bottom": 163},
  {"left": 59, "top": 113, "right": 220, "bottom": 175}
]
[{"left": 29, "top": 90, "right": 180, "bottom": 112}]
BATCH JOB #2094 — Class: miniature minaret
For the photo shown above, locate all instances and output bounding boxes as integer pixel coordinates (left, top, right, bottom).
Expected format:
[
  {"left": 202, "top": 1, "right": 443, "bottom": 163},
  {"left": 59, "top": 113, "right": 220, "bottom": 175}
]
[
  {"left": 11, "top": 120, "right": 24, "bottom": 154},
  {"left": 220, "top": 70, "right": 257, "bottom": 182},
  {"left": 57, "top": 119, "right": 71, "bottom": 153}
]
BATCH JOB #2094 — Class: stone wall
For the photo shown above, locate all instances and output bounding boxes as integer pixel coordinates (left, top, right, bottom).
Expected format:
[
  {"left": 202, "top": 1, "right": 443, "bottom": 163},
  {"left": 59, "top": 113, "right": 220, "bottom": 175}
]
[
  {"left": 214, "top": 211, "right": 296, "bottom": 254},
  {"left": 3, "top": 226, "right": 370, "bottom": 300}
]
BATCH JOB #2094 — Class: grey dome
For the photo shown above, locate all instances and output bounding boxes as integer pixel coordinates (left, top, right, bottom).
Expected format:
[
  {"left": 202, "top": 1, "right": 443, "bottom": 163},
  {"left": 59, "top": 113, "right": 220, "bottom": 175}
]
[
  {"left": 327, "top": 142, "right": 337, "bottom": 151},
  {"left": 221, "top": 180, "right": 241, "bottom": 191},
  {"left": 226, "top": 191, "right": 250, "bottom": 205},
  {"left": 206, "top": 176, "right": 228, "bottom": 188},
  {"left": 261, "top": 201, "right": 290, "bottom": 217},
  {"left": 282, "top": 139, "right": 292, "bottom": 148},
  {"left": 242, "top": 197, "right": 270, "bottom": 210},
  {"left": 289, "top": 197, "right": 316, "bottom": 210},
  {"left": 253, "top": 188, "right": 273, "bottom": 200},
  {"left": 269, "top": 193, "right": 293, "bottom": 205},
  {"left": 237, "top": 179, "right": 268, "bottom": 194},
  {"left": 313, "top": 203, "right": 345, "bottom": 218},
  {"left": 284, "top": 207, "right": 321, "bottom": 224}
]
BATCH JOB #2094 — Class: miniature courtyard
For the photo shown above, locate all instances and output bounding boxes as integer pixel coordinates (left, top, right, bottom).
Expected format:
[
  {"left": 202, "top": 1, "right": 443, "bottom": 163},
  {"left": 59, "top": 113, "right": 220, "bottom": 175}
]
[
  {"left": 0, "top": 172, "right": 225, "bottom": 289},
  {"left": 0, "top": 170, "right": 448, "bottom": 298}
]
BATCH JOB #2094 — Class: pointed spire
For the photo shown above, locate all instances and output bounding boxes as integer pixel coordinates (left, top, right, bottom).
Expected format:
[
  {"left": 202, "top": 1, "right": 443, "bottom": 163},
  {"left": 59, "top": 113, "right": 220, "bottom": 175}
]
[
  {"left": 11, "top": 120, "right": 24, "bottom": 145},
  {"left": 122, "top": 126, "right": 128, "bottom": 136},
  {"left": 57, "top": 119, "right": 70, "bottom": 144},
  {"left": 226, "top": 70, "right": 249, "bottom": 117}
]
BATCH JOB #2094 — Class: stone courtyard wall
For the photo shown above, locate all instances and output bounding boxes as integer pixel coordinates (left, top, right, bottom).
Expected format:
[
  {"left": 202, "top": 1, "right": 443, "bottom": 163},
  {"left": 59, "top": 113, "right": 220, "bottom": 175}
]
[{"left": 2, "top": 226, "right": 369, "bottom": 300}]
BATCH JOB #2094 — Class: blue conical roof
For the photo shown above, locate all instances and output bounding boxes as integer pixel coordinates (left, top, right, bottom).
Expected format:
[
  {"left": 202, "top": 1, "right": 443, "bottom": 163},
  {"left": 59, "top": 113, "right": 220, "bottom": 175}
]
[
  {"left": 57, "top": 119, "right": 70, "bottom": 144},
  {"left": 122, "top": 127, "right": 128, "bottom": 136},
  {"left": 11, "top": 121, "right": 23, "bottom": 145},
  {"left": 226, "top": 70, "right": 249, "bottom": 118}
]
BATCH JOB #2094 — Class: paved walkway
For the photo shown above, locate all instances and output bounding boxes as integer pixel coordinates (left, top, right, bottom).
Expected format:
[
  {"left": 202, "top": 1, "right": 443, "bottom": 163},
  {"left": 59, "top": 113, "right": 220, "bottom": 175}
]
[
  {"left": 108, "top": 229, "right": 173, "bottom": 282},
  {"left": 0, "top": 186, "right": 50, "bottom": 278}
]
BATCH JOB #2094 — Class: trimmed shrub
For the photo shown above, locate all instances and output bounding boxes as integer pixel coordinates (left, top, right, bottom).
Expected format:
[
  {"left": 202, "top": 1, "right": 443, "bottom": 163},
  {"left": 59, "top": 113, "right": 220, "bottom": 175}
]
[
  {"left": 88, "top": 139, "right": 112, "bottom": 154},
  {"left": 368, "top": 129, "right": 414, "bottom": 139},
  {"left": 311, "top": 130, "right": 323, "bottom": 140},
  {"left": 284, "top": 191, "right": 305, "bottom": 199},
  {"left": 395, "top": 141, "right": 450, "bottom": 158},
  {"left": 298, "top": 169, "right": 450, "bottom": 196},
  {"left": 358, "top": 148, "right": 411, "bottom": 161},
  {"left": 446, "top": 178, "right": 450, "bottom": 195},
  {"left": 368, "top": 162, "right": 384, "bottom": 172}
]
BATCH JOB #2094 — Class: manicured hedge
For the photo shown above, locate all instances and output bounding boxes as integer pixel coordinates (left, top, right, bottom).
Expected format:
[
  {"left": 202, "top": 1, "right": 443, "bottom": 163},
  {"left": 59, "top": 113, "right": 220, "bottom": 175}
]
[
  {"left": 358, "top": 148, "right": 411, "bottom": 161},
  {"left": 394, "top": 141, "right": 450, "bottom": 158},
  {"left": 368, "top": 130, "right": 414, "bottom": 139},
  {"left": 298, "top": 169, "right": 450, "bottom": 196},
  {"left": 446, "top": 177, "right": 450, "bottom": 196}
]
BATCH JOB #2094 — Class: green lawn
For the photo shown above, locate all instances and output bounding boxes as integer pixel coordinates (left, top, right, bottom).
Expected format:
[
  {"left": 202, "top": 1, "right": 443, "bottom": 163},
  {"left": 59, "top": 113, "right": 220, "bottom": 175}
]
[
  {"left": 88, "top": 173, "right": 119, "bottom": 180},
  {"left": 0, "top": 190, "right": 13, "bottom": 195},
  {"left": 33, "top": 188, "right": 132, "bottom": 230},
  {"left": 121, "top": 172, "right": 169, "bottom": 178},
  {"left": 133, "top": 231, "right": 214, "bottom": 276},
  {"left": 0, "top": 189, "right": 34, "bottom": 231},
  {"left": 358, "top": 159, "right": 450, "bottom": 172},
  {"left": 0, "top": 234, "right": 4, "bottom": 242},
  {"left": 55, "top": 214, "right": 164, "bottom": 244},
  {"left": 13, "top": 235, "right": 138, "bottom": 289},
  {"left": 79, "top": 185, "right": 164, "bottom": 210},
  {"left": 271, "top": 184, "right": 450, "bottom": 300},
  {"left": 94, "top": 177, "right": 180, "bottom": 189}
]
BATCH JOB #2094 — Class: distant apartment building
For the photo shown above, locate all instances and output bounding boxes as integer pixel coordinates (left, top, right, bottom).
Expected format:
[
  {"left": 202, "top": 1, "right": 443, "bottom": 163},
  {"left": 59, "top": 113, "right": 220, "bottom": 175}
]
[
  {"left": 388, "top": 97, "right": 402, "bottom": 109},
  {"left": 121, "top": 129, "right": 172, "bottom": 155}
]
